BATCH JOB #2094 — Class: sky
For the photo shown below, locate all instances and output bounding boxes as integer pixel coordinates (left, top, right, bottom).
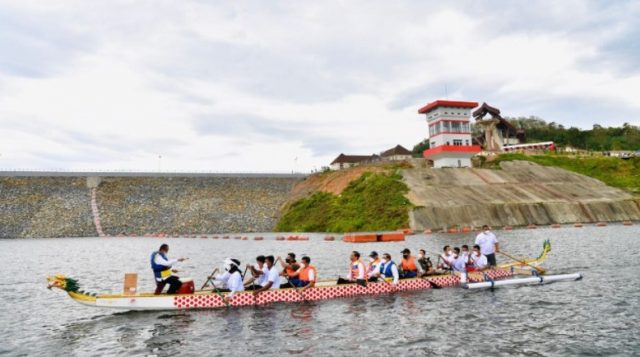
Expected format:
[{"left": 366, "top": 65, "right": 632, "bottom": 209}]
[{"left": 0, "top": 1, "right": 639, "bottom": 172}]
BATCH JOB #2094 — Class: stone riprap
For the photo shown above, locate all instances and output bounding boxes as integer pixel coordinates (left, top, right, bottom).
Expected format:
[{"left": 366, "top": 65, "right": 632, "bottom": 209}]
[
  {"left": 403, "top": 160, "right": 640, "bottom": 230},
  {"left": 95, "top": 176, "right": 300, "bottom": 236},
  {"left": 0, "top": 177, "right": 95, "bottom": 238}
]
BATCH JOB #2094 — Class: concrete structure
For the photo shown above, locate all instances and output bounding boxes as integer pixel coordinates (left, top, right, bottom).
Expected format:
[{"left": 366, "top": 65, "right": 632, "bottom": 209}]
[
  {"left": 472, "top": 103, "right": 525, "bottom": 151},
  {"left": 418, "top": 100, "right": 481, "bottom": 168}
]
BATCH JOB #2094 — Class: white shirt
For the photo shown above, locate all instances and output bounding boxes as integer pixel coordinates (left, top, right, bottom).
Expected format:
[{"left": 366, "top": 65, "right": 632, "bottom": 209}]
[
  {"left": 471, "top": 253, "right": 488, "bottom": 269},
  {"left": 475, "top": 231, "right": 498, "bottom": 255},
  {"left": 214, "top": 271, "right": 231, "bottom": 289},
  {"left": 460, "top": 252, "right": 470, "bottom": 264},
  {"left": 440, "top": 253, "right": 454, "bottom": 267},
  {"left": 154, "top": 253, "right": 177, "bottom": 267},
  {"left": 226, "top": 271, "right": 244, "bottom": 297},
  {"left": 255, "top": 264, "right": 270, "bottom": 286},
  {"left": 452, "top": 255, "right": 466, "bottom": 272},
  {"left": 377, "top": 261, "right": 399, "bottom": 285},
  {"left": 267, "top": 265, "right": 281, "bottom": 289},
  {"left": 347, "top": 261, "right": 366, "bottom": 280}
]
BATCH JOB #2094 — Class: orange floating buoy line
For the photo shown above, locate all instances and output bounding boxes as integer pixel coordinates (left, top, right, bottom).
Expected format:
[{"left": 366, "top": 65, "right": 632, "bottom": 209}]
[
  {"left": 324, "top": 235, "right": 335, "bottom": 241},
  {"left": 622, "top": 221, "right": 633, "bottom": 226},
  {"left": 527, "top": 224, "right": 537, "bottom": 229},
  {"left": 596, "top": 222, "right": 607, "bottom": 227},
  {"left": 551, "top": 224, "right": 561, "bottom": 228},
  {"left": 503, "top": 225, "right": 513, "bottom": 231},
  {"left": 574, "top": 223, "right": 583, "bottom": 228}
]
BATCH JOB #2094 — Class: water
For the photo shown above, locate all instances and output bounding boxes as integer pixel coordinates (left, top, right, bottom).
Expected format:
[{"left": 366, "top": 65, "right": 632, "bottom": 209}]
[{"left": 1, "top": 226, "right": 639, "bottom": 356}]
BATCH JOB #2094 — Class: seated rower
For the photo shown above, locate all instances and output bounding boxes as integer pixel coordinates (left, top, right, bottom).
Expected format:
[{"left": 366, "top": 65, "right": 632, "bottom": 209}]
[
  {"left": 469, "top": 244, "right": 488, "bottom": 271},
  {"left": 253, "top": 256, "right": 281, "bottom": 296},
  {"left": 375, "top": 253, "right": 399, "bottom": 285},
  {"left": 399, "top": 248, "right": 422, "bottom": 279},
  {"left": 437, "top": 245, "right": 454, "bottom": 270},
  {"left": 212, "top": 258, "right": 244, "bottom": 303},
  {"left": 367, "top": 251, "right": 382, "bottom": 282},
  {"left": 150, "top": 244, "right": 186, "bottom": 295},
  {"left": 288, "top": 256, "right": 317, "bottom": 289},
  {"left": 245, "top": 255, "right": 270, "bottom": 290},
  {"left": 337, "top": 251, "right": 366, "bottom": 286},
  {"left": 451, "top": 247, "right": 467, "bottom": 273},
  {"left": 417, "top": 249, "right": 435, "bottom": 277},
  {"left": 278, "top": 252, "right": 301, "bottom": 288}
]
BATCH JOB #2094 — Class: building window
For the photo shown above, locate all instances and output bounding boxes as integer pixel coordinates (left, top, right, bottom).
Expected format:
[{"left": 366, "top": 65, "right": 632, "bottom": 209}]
[
  {"left": 457, "top": 160, "right": 462, "bottom": 167},
  {"left": 453, "top": 139, "right": 463, "bottom": 146},
  {"left": 431, "top": 141, "right": 436, "bottom": 147},
  {"left": 465, "top": 139, "right": 469, "bottom": 146}
]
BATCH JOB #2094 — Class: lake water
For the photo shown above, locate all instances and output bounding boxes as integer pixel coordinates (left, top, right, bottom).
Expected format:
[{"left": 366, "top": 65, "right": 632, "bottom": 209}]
[{"left": 1, "top": 225, "right": 639, "bottom": 356}]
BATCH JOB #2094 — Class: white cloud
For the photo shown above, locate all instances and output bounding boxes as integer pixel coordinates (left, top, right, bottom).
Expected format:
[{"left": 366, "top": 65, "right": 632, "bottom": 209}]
[{"left": 0, "top": 1, "right": 639, "bottom": 172}]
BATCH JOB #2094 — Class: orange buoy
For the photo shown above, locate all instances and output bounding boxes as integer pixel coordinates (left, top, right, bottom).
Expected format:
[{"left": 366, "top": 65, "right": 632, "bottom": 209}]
[
  {"left": 461, "top": 227, "right": 472, "bottom": 233},
  {"left": 343, "top": 234, "right": 377, "bottom": 243},
  {"left": 298, "top": 236, "right": 309, "bottom": 241},
  {"left": 276, "top": 236, "right": 285, "bottom": 241},
  {"left": 324, "top": 236, "right": 335, "bottom": 241},
  {"left": 242, "top": 237, "right": 248, "bottom": 240},
  {"left": 596, "top": 222, "right": 607, "bottom": 227},
  {"left": 222, "top": 236, "right": 230, "bottom": 240},
  {"left": 423, "top": 229, "right": 432, "bottom": 234},
  {"left": 574, "top": 223, "right": 583, "bottom": 228},
  {"left": 623, "top": 221, "right": 633, "bottom": 226},
  {"left": 447, "top": 228, "right": 459, "bottom": 233},
  {"left": 379, "top": 232, "right": 405, "bottom": 242},
  {"left": 527, "top": 224, "right": 537, "bottom": 229},
  {"left": 254, "top": 237, "right": 264, "bottom": 241},
  {"left": 503, "top": 226, "right": 513, "bottom": 231},
  {"left": 551, "top": 224, "right": 561, "bottom": 228}
]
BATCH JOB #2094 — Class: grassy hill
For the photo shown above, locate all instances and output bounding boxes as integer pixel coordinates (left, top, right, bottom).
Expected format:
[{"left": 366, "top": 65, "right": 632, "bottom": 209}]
[
  {"left": 275, "top": 171, "right": 412, "bottom": 232},
  {"left": 482, "top": 153, "right": 640, "bottom": 194}
]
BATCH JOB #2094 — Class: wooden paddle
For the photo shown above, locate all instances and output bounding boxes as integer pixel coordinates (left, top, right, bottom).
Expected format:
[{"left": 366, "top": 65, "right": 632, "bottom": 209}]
[
  {"left": 200, "top": 268, "right": 219, "bottom": 290},
  {"left": 498, "top": 251, "right": 546, "bottom": 274}
]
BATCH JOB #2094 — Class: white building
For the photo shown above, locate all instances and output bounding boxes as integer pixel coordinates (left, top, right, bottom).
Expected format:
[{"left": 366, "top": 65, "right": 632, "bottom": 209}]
[
  {"left": 380, "top": 145, "right": 412, "bottom": 161},
  {"left": 418, "top": 100, "right": 481, "bottom": 168}
]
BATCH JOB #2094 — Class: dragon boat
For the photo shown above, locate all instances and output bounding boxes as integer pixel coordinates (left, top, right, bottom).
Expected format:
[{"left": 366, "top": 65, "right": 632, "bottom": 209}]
[{"left": 47, "top": 241, "right": 552, "bottom": 311}]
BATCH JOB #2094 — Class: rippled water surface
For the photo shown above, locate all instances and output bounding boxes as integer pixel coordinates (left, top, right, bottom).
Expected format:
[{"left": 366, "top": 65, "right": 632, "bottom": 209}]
[{"left": 1, "top": 226, "right": 639, "bottom": 356}]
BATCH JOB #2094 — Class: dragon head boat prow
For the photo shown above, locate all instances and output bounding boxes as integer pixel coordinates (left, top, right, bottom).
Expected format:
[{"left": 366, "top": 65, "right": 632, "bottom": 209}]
[{"left": 47, "top": 274, "right": 98, "bottom": 305}]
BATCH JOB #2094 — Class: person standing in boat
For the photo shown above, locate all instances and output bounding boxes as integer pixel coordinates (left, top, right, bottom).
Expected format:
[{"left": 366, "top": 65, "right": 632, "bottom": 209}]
[
  {"left": 367, "top": 251, "right": 382, "bottom": 282},
  {"left": 375, "top": 253, "right": 399, "bottom": 285},
  {"left": 253, "top": 255, "right": 281, "bottom": 296},
  {"left": 475, "top": 225, "right": 499, "bottom": 267},
  {"left": 399, "top": 248, "right": 422, "bottom": 279},
  {"left": 151, "top": 244, "right": 186, "bottom": 295},
  {"left": 245, "top": 255, "right": 269, "bottom": 290},
  {"left": 288, "top": 256, "right": 317, "bottom": 289},
  {"left": 278, "top": 252, "right": 301, "bottom": 288},
  {"left": 213, "top": 258, "right": 244, "bottom": 303},
  {"left": 337, "top": 251, "right": 366, "bottom": 286}
]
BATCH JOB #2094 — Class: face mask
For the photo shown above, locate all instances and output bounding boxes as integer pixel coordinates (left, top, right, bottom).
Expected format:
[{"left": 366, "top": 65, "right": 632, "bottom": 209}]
[
  {"left": 484, "top": 230, "right": 490, "bottom": 234},
  {"left": 382, "top": 259, "right": 388, "bottom": 263},
  {"left": 369, "top": 257, "right": 375, "bottom": 262}
]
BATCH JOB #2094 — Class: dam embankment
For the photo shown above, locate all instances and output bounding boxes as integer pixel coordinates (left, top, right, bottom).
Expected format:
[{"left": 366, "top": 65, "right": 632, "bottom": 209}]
[
  {"left": 403, "top": 161, "right": 640, "bottom": 230},
  {"left": 0, "top": 173, "right": 302, "bottom": 238}
]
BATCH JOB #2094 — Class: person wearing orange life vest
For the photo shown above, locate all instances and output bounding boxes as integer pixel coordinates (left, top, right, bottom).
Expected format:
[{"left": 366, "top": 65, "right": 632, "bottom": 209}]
[
  {"left": 337, "top": 251, "right": 366, "bottom": 286},
  {"left": 399, "top": 248, "right": 423, "bottom": 279},
  {"left": 288, "top": 256, "right": 317, "bottom": 289},
  {"left": 278, "top": 252, "right": 301, "bottom": 288}
]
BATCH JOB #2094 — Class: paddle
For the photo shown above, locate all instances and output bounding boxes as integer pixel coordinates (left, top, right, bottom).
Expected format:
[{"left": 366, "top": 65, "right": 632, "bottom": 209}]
[
  {"left": 498, "top": 251, "right": 546, "bottom": 274},
  {"left": 284, "top": 276, "right": 308, "bottom": 302},
  {"left": 200, "top": 268, "right": 219, "bottom": 290}
]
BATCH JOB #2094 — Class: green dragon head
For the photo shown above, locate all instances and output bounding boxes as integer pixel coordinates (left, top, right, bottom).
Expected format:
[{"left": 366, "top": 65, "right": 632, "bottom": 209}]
[{"left": 47, "top": 274, "right": 80, "bottom": 292}]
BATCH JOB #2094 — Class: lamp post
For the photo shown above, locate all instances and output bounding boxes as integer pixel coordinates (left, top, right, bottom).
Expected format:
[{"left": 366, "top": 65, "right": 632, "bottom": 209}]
[{"left": 158, "top": 155, "right": 162, "bottom": 172}]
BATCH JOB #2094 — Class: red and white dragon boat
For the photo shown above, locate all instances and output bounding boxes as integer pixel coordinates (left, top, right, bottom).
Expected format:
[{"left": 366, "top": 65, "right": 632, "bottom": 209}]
[{"left": 47, "top": 241, "right": 552, "bottom": 311}]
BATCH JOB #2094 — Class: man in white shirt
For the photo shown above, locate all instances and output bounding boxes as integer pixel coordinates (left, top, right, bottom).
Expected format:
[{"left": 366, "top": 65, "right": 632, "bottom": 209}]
[
  {"left": 367, "top": 251, "right": 382, "bottom": 282},
  {"left": 150, "top": 244, "right": 186, "bottom": 294},
  {"left": 253, "top": 255, "right": 281, "bottom": 296},
  {"left": 245, "top": 255, "right": 270, "bottom": 290},
  {"left": 469, "top": 245, "right": 488, "bottom": 271},
  {"left": 475, "top": 225, "right": 499, "bottom": 267},
  {"left": 437, "top": 245, "right": 454, "bottom": 270},
  {"left": 451, "top": 247, "right": 467, "bottom": 273}
]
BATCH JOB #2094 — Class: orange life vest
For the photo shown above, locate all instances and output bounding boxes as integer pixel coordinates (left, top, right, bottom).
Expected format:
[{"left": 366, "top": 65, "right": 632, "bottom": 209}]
[
  {"left": 285, "top": 263, "right": 300, "bottom": 277},
  {"left": 299, "top": 265, "right": 317, "bottom": 283},
  {"left": 401, "top": 256, "right": 417, "bottom": 272}
]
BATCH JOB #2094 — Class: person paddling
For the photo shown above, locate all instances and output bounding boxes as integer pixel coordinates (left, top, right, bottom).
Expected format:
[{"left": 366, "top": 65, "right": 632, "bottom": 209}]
[
  {"left": 417, "top": 249, "right": 435, "bottom": 277},
  {"left": 475, "top": 225, "right": 499, "bottom": 267},
  {"left": 469, "top": 244, "right": 488, "bottom": 271},
  {"left": 399, "top": 248, "right": 421, "bottom": 279},
  {"left": 212, "top": 258, "right": 244, "bottom": 303},
  {"left": 253, "top": 256, "right": 281, "bottom": 296},
  {"left": 288, "top": 256, "right": 317, "bottom": 289},
  {"left": 337, "top": 251, "right": 366, "bottom": 286},
  {"left": 278, "top": 252, "right": 301, "bottom": 288},
  {"left": 245, "top": 255, "right": 269, "bottom": 290},
  {"left": 150, "top": 244, "right": 186, "bottom": 295},
  {"left": 367, "top": 251, "right": 382, "bottom": 282},
  {"left": 437, "top": 245, "right": 454, "bottom": 271},
  {"left": 374, "top": 253, "right": 399, "bottom": 285}
]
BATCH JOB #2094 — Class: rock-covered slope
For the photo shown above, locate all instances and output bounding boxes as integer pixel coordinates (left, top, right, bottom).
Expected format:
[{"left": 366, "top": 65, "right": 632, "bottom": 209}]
[{"left": 403, "top": 160, "right": 640, "bottom": 230}]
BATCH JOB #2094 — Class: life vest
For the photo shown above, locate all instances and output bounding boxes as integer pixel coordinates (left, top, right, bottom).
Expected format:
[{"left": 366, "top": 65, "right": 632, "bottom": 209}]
[
  {"left": 401, "top": 256, "right": 417, "bottom": 272},
  {"left": 299, "top": 265, "right": 317, "bottom": 283},
  {"left": 150, "top": 251, "right": 172, "bottom": 281},
  {"left": 379, "top": 261, "right": 396, "bottom": 278},
  {"left": 285, "top": 262, "right": 300, "bottom": 277},
  {"left": 350, "top": 261, "right": 363, "bottom": 280}
]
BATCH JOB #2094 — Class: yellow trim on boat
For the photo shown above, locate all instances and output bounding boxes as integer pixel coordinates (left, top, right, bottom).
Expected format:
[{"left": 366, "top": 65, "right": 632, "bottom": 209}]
[{"left": 69, "top": 291, "right": 97, "bottom": 302}]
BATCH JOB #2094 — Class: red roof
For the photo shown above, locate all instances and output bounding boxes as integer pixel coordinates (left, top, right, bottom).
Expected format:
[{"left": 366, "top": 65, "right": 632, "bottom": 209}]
[
  {"left": 418, "top": 100, "right": 479, "bottom": 114},
  {"left": 423, "top": 145, "right": 482, "bottom": 158}
]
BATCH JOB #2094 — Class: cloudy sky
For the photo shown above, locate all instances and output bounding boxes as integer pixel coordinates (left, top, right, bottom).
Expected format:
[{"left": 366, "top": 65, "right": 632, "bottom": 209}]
[{"left": 1, "top": 1, "right": 638, "bottom": 172}]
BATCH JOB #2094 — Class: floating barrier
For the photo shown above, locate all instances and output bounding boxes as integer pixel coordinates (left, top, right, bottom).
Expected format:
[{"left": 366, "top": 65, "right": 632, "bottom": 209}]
[
  {"left": 343, "top": 234, "right": 377, "bottom": 243},
  {"left": 401, "top": 228, "right": 415, "bottom": 235},
  {"left": 275, "top": 236, "right": 285, "bottom": 241},
  {"left": 596, "top": 222, "right": 607, "bottom": 227},
  {"left": 574, "top": 223, "right": 583, "bottom": 228},
  {"left": 503, "top": 226, "right": 513, "bottom": 231},
  {"left": 461, "top": 227, "right": 472, "bottom": 233},
  {"left": 551, "top": 224, "right": 561, "bottom": 228},
  {"left": 254, "top": 237, "right": 264, "bottom": 241},
  {"left": 379, "top": 232, "right": 405, "bottom": 242},
  {"left": 623, "top": 221, "right": 633, "bottom": 226},
  {"left": 447, "top": 228, "right": 459, "bottom": 233},
  {"left": 222, "top": 236, "right": 230, "bottom": 240},
  {"left": 527, "top": 224, "right": 537, "bottom": 229},
  {"left": 423, "top": 229, "right": 432, "bottom": 234},
  {"left": 324, "top": 236, "right": 335, "bottom": 241},
  {"left": 464, "top": 273, "right": 582, "bottom": 289},
  {"left": 298, "top": 236, "right": 309, "bottom": 241}
]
